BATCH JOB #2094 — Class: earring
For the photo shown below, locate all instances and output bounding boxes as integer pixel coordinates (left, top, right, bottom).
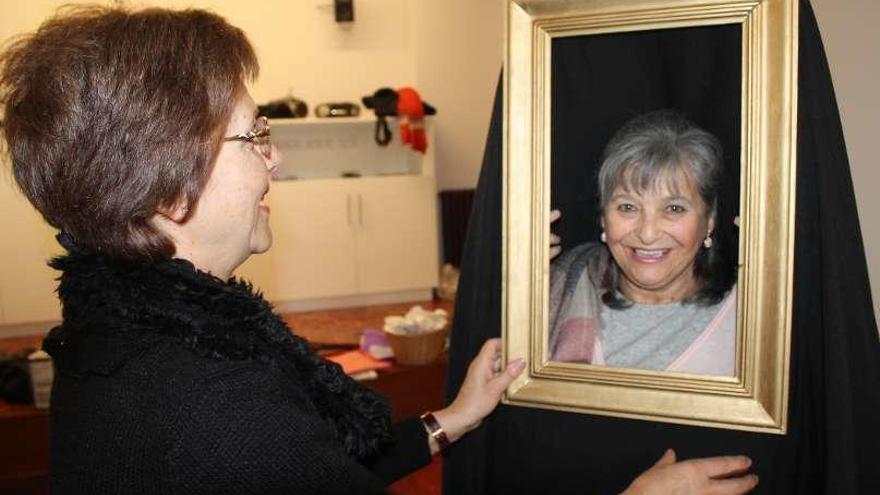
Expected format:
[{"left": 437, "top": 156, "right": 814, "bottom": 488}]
[
  {"left": 703, "top": 235, "right": 713, "bottom": 249},
  {"left": 600, "top": 232, "right": 607, "bottom": 243}
]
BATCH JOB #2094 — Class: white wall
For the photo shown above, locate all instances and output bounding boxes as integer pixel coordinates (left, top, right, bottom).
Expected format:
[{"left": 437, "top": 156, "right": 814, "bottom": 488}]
[
  {"left": 412, "top": 0, "right": 506, "bottom": 190},
  {"left": 0, "top": 0, "right": 505, "bottom": 326},
  {"left": 0, "top": 0, "right": 427, "bottom": 325},
  {"left": 811, "top": 0, "right": 880, "bottom": 326},
  {"left": 1, "top": 1, "right": 876, "bottom": 328}
]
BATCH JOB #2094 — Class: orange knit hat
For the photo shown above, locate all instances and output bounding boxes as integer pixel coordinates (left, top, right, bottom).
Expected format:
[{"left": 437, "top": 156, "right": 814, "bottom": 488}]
[{"left": 396, "top": 87, "right": 427, "bottom": 153}]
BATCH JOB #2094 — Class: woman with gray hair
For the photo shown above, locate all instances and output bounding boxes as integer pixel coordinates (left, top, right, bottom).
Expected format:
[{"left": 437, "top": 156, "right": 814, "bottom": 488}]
[{"left": 549, "top": 110, "right": 738, "bottom": 375}]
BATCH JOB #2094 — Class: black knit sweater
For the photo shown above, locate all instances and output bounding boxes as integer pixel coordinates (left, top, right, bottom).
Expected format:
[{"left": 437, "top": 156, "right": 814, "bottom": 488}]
[{"left": 43, "top": 239, "right": 430, "bottom": 494}]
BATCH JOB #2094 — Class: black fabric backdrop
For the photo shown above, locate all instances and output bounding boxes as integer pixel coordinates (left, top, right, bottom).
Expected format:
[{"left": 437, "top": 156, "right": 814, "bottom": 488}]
[{"left": 442, "top": 2, "right": 880, "bottom": 494}]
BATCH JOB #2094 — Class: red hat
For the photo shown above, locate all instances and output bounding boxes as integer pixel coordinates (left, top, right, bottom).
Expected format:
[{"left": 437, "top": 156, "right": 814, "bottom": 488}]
[{"left": 396, "top": 87, "right": 427, "bottom": 153}]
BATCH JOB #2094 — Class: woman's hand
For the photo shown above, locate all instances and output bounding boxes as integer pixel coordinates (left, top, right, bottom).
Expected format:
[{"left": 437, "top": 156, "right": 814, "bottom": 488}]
[
  {"left": 622, "top": 449, "right": 758, "bottom": 495},
  {"left": 429, "top": 338, "right": 525, "bottom": 453},
  {"left": 550, "top": 209, "right": 562, "bottom": 260}
]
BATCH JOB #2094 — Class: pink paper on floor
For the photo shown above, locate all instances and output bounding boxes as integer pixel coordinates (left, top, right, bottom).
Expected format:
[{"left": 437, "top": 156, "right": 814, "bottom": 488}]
[{"left": 326, "top": 349, "right": 392, "bottom": 375}]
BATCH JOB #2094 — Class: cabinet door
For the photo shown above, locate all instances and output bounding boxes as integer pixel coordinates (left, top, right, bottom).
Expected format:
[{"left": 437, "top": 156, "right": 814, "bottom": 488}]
[
  {"left": 353, "top": 176, "right": 439, "bottom": 294},
  {"left": 265, "top": 179, "right": 358, "bottom": 300}
]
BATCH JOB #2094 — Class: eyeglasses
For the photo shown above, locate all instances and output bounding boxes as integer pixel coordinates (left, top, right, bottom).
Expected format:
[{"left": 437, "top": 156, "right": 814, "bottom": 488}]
[{"left": 223, "top": 116, "right": 273, "bottom": 159}]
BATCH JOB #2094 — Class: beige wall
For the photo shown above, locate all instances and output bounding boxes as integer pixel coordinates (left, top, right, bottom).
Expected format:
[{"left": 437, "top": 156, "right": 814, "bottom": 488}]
[
  {"left": 0, "top": 0, "right": 505, "bottom": 326},
  {"left": 412, "top": 0, "right": 506, "bottom": 190},
  {"left": 2, "top": 1, "right": 876, "bottom": 327},
  {"left": 0, "top": 0, "right": 421, "bottom": 325},
  {"left": 812, "top": 0, "right": 880, "bottom": 326}
]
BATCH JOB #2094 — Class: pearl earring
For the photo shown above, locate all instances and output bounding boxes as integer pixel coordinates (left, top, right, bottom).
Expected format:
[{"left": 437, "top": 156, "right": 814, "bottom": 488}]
[
  {"left": 600, "top": 232, "right": 607, "bottom": 243},
  {"left": 703, "top": 235, "right": 713, "bottom": 249}
]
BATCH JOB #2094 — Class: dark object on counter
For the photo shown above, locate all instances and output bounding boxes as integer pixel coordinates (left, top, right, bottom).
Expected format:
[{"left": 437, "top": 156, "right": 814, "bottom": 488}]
[
  {"left": 335, "top": 0, "right": 354, "bottom": 22},
  {"left": 0, "top": 351, "right": 34, "bottom": 404},
  {"left": 315, "top": 102, "right": 360, "bottom": 118},
  {"left": 258, "top": 96, "right": 308, "bottom": 119},
  {"left": 362, "top": 87, "right": 436, "bottom": 147}
]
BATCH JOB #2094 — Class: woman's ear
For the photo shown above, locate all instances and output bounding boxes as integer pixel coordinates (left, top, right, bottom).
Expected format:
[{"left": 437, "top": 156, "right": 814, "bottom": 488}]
[
  {"left": 707, "top": 214, "right": 716, "bottom": 236},
  {"left": 155, "top": 200, "right": 189, "bottom": 224}
]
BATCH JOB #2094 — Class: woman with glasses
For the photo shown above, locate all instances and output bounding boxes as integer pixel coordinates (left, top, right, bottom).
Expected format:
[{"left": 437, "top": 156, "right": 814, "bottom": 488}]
[
  {"left": 0, "top": 5, "right": 754, "bottom": 495},
  {"left": 0, "top": 6, "right": 523, "bottom": 494}
]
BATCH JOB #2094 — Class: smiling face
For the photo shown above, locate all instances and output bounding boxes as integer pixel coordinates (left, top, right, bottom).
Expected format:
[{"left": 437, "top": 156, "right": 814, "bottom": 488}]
[
  {"left": 166, "top": 91, "right": 280, "bottom": 278},
  {"left": 602, "top": 169, "right": 714, "bottom": 304}
]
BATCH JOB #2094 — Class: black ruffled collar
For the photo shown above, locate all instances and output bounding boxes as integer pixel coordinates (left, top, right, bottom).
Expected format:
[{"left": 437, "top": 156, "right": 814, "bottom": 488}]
[{"left": 44, "top": 234, "right": 391, "bottom": 458}]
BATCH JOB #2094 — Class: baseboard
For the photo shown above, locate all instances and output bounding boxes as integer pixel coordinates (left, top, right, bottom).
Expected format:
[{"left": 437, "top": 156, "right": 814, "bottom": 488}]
[
  {"left": 272, "top": 289, "right": 434, "bottom": 313},
  {"left": 0, "top": 320, "right": 59, "bottom": 339}
]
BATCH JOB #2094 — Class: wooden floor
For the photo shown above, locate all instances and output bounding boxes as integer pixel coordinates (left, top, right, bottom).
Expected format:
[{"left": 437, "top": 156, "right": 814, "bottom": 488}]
[
  {"left": 389, "top": 456, "right": 442, "bottom": 495},
  {"left": 0, "top": 300, "right": 448, "bottom": 495}
]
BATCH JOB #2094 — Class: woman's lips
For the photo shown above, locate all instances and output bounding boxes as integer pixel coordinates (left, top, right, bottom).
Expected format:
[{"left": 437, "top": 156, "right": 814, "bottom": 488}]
[{"left": 629, "top": 247, "right": 670, "bottom": 263}]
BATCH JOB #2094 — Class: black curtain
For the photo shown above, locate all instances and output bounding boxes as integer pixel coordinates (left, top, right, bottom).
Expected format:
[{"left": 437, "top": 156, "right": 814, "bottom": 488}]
[{"left": 443, "top": 2, "right": 880, "bottom": 494}]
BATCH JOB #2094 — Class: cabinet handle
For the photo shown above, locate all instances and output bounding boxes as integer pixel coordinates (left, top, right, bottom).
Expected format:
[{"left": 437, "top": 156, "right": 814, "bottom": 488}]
[
  {"left": 346, "top": 194, "right": 352, "bottom": 227},
  {"left": 357, "top": 194, "right": 364, "bottom": 227}
]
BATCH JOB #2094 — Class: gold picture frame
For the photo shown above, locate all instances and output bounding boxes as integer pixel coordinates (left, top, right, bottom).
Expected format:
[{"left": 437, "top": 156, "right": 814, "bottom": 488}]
[{"left": 502, "top": 0, "right": 797, "bottom": 433}]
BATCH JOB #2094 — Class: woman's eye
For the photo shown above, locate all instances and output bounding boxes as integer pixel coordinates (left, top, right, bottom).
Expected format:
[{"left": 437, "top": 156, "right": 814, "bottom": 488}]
[
  {"left": 617, "top": 203, "right": 636, "bottom": 213},
  {"left": 667, "top": 204, "right": 687, "bottom": 214}
]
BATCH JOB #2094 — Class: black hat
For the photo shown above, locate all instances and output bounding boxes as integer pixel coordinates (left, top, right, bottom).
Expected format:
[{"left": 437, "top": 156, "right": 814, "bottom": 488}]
[{"left": 362, "top": 88, "right": 437, "bottom": 117}]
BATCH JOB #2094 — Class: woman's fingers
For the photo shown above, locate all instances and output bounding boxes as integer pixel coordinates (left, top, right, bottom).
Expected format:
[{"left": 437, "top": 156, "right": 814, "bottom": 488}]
[
  {"left": 470, "top": 338, "right": 502, "bottom": 375},
  {"left": 550, "top": 210, "right": 562, "bottom": 259},
  {"left": 651, "top": 449, "right": 676, "bottom": 468},
  {"left": 491, "top": 355, "right": 502, "bottom": 373},
  {"left": 488, "top": 358, "right": 525, "bottom": 394},
  {"left": 686, "top": 455, "right": 752, "bottom": 478},
  {"left": 473, "top": 338, "right": 525, "bottom": 392},
  {"left": 623, "top": 452, "right": 757, "bottom": 495},
  {"left": 704, "top": 475, "right": 759, "bottom": 495},
  {"left": 436, "top": 338, "right": 525, "bottom": 445}
]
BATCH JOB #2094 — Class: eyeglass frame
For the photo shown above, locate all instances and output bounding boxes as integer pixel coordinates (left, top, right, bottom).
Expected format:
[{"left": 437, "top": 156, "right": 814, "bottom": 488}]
[{"left": 223, "top": 115, "right": 273, "bottom": 159}]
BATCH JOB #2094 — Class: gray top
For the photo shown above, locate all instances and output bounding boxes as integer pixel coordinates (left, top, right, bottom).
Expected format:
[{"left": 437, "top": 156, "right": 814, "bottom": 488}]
[{"left": 600, "top": 298, "right": 723, "bottom": 370}]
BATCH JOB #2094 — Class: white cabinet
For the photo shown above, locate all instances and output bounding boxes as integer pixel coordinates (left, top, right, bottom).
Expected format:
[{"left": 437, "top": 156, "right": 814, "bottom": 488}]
[
  {"left": 353, "top": 176, "right": 438, "bottom": 294},
  {"left": 268, "top": 179, "right": 359, "bottom": 300},
  {"left": 236, "top": 117, "right": 440, "bottom": 311}
]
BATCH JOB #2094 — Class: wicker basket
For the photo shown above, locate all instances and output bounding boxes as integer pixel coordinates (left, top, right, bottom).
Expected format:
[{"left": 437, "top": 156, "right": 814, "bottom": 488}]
[{"left": 384, "top": 326, "right": 449, "bottom": 366}]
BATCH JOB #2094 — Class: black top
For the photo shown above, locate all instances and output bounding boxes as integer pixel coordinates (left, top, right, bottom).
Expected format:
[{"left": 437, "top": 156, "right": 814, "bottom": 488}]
[{"left": 43, "top": 239, "right": 430, "bottom": 494}]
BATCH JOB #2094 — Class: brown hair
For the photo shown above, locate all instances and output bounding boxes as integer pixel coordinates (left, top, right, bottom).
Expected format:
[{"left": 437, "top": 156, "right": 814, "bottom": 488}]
[{"left": 0, "top": 5, "right": 258, "bottom": 259}]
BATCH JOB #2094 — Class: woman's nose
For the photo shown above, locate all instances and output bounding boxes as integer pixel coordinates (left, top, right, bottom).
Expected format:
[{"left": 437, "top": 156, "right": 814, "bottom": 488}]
[
  {"left": 636, "top": 214, "right": 661, "bottom": 244},
  {"left": 266, "top": 144, "right": 283, "bottom": 174}
]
